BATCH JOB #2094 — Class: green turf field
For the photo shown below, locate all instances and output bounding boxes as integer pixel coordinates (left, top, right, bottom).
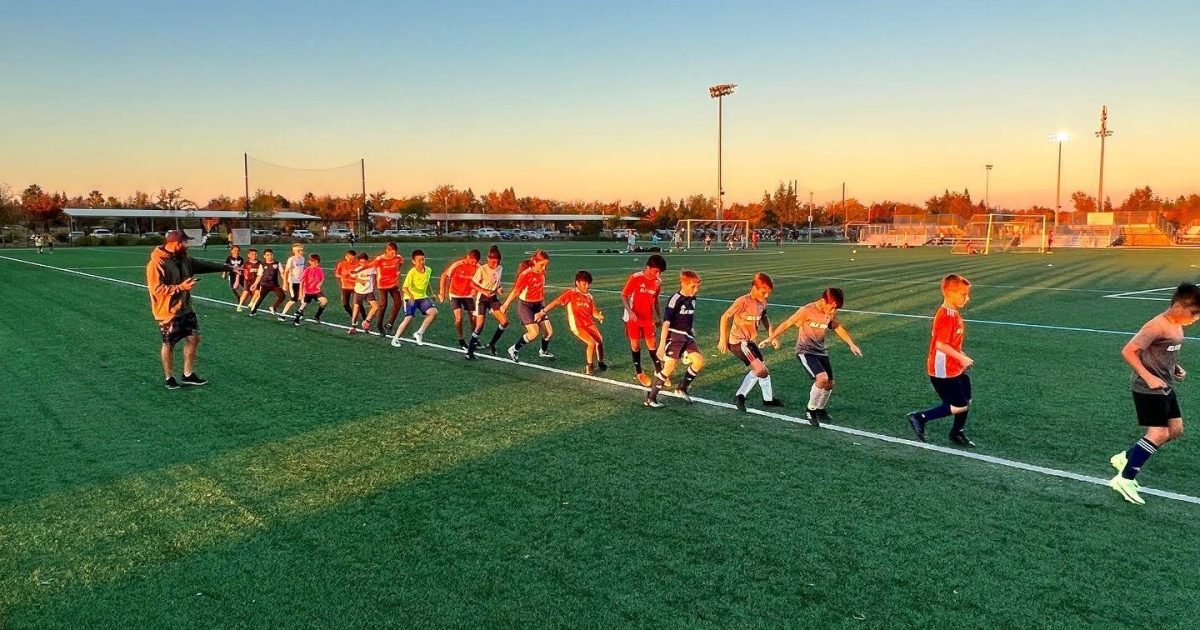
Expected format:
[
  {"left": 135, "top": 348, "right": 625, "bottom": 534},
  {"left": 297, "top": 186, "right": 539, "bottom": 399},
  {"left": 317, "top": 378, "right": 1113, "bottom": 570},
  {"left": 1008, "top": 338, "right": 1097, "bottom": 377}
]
[{"left": 2, "top": 241, "right": 1199, "bottom": 628}]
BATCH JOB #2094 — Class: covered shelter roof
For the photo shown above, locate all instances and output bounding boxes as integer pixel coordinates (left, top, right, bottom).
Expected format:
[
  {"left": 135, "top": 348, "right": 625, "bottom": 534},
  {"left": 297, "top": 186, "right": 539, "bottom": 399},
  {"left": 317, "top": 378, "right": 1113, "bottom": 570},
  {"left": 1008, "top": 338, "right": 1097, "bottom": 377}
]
[
  {"left": 64, "top": 208, "right": 321, "bottom": 220},
  {"left": 369, "top": 212, "right": 639, "bottom": 222}
]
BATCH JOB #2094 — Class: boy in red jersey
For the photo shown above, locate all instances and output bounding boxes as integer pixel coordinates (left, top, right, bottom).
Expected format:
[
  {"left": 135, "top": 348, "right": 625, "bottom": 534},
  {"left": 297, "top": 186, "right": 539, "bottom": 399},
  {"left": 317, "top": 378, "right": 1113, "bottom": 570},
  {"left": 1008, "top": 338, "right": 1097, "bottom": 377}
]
[
  {"left": 501, "top": 250, "right": 553, "bottom": 362},
  {"left": 907, "top": 274, "right": 975, "bottom": 447},
  {"left": 235, "top": 248, "right": 260, "bottom": 312},
  {"left": 718, "top": 272, "right": 783, "bottom": 412},
  {"left": 371, "top": 243, "right": 405, "bottom": 334},
  {"left": 538, "top": 270, "right": 607, "bottom": 375},
  {"left": 622, "top": 254, "right": 667, "bottom": 387},
  {"left": 333, "top": 250, "right": 358, "bottom": 317},
  {"left": 292, "top": 253, "right": 329, "bottom": 325},
  {"left": 439, "top": 249, "right": 482, "bottom": 349}
]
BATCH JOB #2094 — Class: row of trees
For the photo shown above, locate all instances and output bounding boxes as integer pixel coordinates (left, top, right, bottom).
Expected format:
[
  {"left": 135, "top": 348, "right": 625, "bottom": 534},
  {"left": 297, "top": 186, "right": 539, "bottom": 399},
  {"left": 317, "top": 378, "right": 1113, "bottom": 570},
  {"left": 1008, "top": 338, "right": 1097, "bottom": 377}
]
[{"left": 4, "top": 181, "right": 1200, "bottom": 231}]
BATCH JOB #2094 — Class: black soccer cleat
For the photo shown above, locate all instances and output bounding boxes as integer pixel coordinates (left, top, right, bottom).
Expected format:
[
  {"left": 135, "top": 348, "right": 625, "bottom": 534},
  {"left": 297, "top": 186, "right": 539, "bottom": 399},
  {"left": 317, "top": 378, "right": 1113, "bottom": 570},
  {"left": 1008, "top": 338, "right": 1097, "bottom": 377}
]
[
  {"left": 464, "top": 353, "right": 477, "bottom": 361},
  {"left": 949, "top": 432, "right": 976, "bottom": 448},
  {"left": 165, "top": 377, "right": 181, "bottom": 390},
  {"left": 458, "top": 339, "right": 469, "bottom": 350},
  {"left": 762, "top": 398, "right": 783, "bottom": 408},
  {"left": 805, "top": 408, "right": 821, "bottom": 428},
  {"left": 907, "top": 413, "right": 927, "bottom": 442},
  {"left": 486, "top": 344, "right": 498, "bottom": 356},
  {"left": 735, "top": 394, "right": 747, "bottom": 413},
  {"left": 816, "top": 409, "right": 833, "bottom": 423},
  {"left": 181, "top": 373, "right": 208, "bottom": 387},
  {"left": 597, "top": 361, "right": 608, "bottom": 372}
]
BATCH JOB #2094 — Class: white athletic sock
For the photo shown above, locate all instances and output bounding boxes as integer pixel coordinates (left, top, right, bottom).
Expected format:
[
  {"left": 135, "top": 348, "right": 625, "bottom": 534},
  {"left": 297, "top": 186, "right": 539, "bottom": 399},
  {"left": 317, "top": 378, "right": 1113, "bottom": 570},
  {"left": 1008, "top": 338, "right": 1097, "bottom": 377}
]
[
  {"left": 736, "top": 372, "right": 757, "bottom": 396},
  {"left": 808, "top": 384, "right": 823, "bottom": 410},
  {"left": 817, "top": 387, "right": 833, "bottom": 409},
  {"left": 759, "top": 375, "right": 774, "bottom": 401}
]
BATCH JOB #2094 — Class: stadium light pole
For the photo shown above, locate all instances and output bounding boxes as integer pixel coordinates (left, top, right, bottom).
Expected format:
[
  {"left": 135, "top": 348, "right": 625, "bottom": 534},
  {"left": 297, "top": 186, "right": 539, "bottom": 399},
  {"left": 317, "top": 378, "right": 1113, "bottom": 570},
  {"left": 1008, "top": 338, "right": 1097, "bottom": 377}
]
[
  {"left": 985, "top": 164, "right": 993, "bottom": 211},
  {"left": 1095, "top": 106, "right": 1113, "bottom": 214},
  {"left": 1049, "top": 132, "right": 1070, "bottom": 232},
  {"left": 709, "top": 83, "right": 736, "bottom": 221}
]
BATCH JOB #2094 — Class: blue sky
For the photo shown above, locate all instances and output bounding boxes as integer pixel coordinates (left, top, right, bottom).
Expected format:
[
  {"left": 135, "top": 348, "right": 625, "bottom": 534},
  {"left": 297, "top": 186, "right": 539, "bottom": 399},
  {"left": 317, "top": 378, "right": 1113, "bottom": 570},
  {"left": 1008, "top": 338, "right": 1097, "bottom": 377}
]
[{"left": 2, "top": 0, "right": 1197, "bottom": 207}]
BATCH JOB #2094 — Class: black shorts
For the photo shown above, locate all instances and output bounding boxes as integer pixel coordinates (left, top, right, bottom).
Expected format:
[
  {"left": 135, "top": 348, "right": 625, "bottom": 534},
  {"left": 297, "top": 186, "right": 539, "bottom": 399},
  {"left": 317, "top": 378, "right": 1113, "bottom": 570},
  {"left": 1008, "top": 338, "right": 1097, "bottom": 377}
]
[
  {"left": 518, "top": 300, "right": 544, "bottom": 325},
  {"left": 303, "top": 293, "right": 326, "bottom": 304},
  {"left": 228, "top": 274, "right": 241, "bottom": 290},
  {"left": 1133, "top": 390, "right": 1182, "bottom": 427},
  {"left": 354, "top": 292, "right": 377, "bottom": 307},
  {"left": 259, "top": 285, "right": 285, "bottom": 297},
  {"left": 159, "top": 312, "right": 199, "bottom": 346},
  {"left": 664, "top": 333, "right": 699, "bottom": 360},
  {"left": 451, "top": 296, "right": 474, "bottom": 312},
  {"left": 727, "top": 340, "right": 764, "bottom": 367},
  {"left": 475, "top": 294, "right": 501, "bottom": 317},
  {"left": 930, "top": 374, "right": 972, "bottom": 408},
  {"left": 797, "top": 353, "right": 833, "bottom": 380},
  {"left": 290, "top": 282, "right": 302, "bottom": 298}
]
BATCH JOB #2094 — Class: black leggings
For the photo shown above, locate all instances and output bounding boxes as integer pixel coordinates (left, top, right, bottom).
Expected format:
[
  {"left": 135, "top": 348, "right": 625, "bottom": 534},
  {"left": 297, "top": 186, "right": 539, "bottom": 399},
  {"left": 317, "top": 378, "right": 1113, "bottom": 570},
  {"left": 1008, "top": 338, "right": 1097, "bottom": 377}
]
[
  {"left": 341, "top": 289, "right": 355, "bottom": 316},
  {"left": 377, "top": 287, "right": 403, "bottom": 327}
]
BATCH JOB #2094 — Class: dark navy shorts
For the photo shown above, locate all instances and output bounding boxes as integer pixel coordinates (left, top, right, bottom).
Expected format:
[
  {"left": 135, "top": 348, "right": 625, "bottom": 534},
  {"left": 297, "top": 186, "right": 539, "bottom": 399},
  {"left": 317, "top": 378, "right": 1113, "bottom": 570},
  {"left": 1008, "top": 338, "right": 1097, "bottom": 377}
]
[
  {"left": 931, "top": 374, "right": 972, "bottom": 408},
  {"left": 797, "top": 353, "right": 833, "bottom": 380},
  {"left": 475, "top": 294, "right": 501, "bottom": 317},
  {"left": 518, "top": 300, "right": 544, "bottom": 326},
  {"left": 159, "top": 312, "right": 199, "bottom": 346},
  {"left": 451, "top": 296, "right": 474, "bottom": 312},
  {"left": 405, "top": 298, "right": 436, "bottom": 317},
  {"left": 664, "top": 333, "right": 699, "bottom": 360}
]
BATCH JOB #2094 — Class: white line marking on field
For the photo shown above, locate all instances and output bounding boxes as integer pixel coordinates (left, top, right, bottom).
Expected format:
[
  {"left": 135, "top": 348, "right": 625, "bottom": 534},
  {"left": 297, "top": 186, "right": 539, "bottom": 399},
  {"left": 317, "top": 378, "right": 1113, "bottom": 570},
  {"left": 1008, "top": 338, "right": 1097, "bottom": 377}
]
[
  {"left": 3, "top": 253, "right": 1198, "bottom": 506},
  {"left": 1103, "top": 287, "right": 1176, "bottom": 301}
]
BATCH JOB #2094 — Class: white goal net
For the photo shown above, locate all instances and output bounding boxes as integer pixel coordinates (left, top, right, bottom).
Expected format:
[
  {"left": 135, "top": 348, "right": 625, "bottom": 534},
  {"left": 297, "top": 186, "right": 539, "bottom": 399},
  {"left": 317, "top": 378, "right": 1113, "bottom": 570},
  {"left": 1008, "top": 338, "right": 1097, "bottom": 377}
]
[
  {"left": 673, "top": 219, "right": 751, "bottom": 251},
  {"left": 951, "top": 214, "right": 1047, "bottom": 255}
]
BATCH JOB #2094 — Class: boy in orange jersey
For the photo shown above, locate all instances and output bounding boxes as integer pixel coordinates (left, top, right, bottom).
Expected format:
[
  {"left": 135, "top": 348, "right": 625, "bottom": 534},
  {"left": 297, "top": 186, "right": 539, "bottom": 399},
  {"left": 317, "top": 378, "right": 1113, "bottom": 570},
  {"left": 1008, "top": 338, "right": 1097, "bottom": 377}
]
[
  {"left": 763, "top": 287, "right": 863, "bottom": 427},
  {"left": 439, "top": 249, "right": 482, "bottom": 349},
  {"left": 907, "top": 274, "right": 976, "bottom": 447},
  {"left": 622, "top": 254, "right": 667, "bottom": 387},
  {"left": 501, "top": 250, "right": 553, "bottom": 363},
  {"left": 718, "top": 272, "right": 783, "bottom": 412},
  {"left": 538, "top": 270, "right": 607, "bottom": 375},
  {"left": 371, "top": 242, "right": 405, "bottom": 334},
  {"left": 333, "top": 250, "right": 359, "bottom": 317}
]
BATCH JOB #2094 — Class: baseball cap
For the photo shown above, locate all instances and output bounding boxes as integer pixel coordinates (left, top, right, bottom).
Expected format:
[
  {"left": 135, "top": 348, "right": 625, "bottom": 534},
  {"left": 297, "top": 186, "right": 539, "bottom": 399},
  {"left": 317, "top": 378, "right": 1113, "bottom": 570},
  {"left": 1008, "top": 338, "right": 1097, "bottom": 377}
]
[{"left": 165, "top": 230, "right": 193, "bottom": 243}]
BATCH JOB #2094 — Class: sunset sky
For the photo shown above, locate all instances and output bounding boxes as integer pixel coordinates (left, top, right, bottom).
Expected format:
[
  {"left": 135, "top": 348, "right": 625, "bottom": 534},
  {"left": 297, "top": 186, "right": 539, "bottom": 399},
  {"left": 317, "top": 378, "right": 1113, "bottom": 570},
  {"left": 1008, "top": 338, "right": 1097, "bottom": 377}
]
[{"left": 3, "top": 1, "right": 1197, "bottom": 208}]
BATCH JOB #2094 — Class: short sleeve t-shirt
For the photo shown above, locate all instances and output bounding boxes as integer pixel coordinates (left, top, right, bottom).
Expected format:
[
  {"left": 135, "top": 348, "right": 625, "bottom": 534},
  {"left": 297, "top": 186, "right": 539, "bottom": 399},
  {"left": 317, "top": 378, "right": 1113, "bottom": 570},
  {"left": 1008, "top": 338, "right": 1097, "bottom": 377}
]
[
  {"left": 448, "top": 259, "right": 479, "bottom": 297},
  {"left": 335, "top": 259, "right": 358, "bottom": 290},
  {"left": 513, "top": 267, "right": 546, "bottom": 303},
  {"left": 286, "top": 255, "right": 306, "bottom": 284},
  {"left": 728, "top": 294, "right": 766, "bottom": 344},
  {"left": 354, "top": 266, "right": 377, "bottom": 294},
  {"left": 225, "top": 255, "right": 244, "bottom": 277},
  {"left": 558, "top": 288, "right": 598, "bottom": 328},
  {"left": 663, "top": 292, "right": 697, "bottom": 337},
  {"left": 794, "top": 302, "right": 840, "bottom": 356},
  {"left": 258, "top": 261, "right": 283, "bottom": 287},
  {"left": 1128, "top": 314, "right": 1184, "bottom": 394},
  {"left": 927, "top": 306, "right": 966, "bottom": 378},
  {"left": 300, "top": 265, "right": 324, "bottom": 296},
  {"left": 404, "top": 267, "right": 432, "bottom": 299},
  {"left": 473, "top": 264, "right": 503, "bottom": 294},
  {"left": 371, "top": 255, "right": 403, "bottom": 290},
  {"left": 622, "top": 271, "right": 661, "bottom": 322},
  {"left": 242, "top": 259, "right": 261, "bottom": 282}
]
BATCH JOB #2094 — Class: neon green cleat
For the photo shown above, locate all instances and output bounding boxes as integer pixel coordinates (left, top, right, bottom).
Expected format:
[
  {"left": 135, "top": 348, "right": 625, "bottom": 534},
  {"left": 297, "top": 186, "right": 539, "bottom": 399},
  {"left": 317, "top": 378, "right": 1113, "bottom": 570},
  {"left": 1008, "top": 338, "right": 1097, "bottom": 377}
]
[
  {"left": 1110, "top": 452, "right": 1128, "bottom": 474},
  {"left": 1109, "top": 475, "right": 1145, "bottom": 505}
]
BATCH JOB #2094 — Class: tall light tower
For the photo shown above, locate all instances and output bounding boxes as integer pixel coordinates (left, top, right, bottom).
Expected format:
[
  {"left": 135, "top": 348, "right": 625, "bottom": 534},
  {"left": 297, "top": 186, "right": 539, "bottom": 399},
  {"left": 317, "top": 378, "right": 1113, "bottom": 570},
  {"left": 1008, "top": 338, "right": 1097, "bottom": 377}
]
[
  {"left": 1048, "top": 132, "right": 1070, "bottom": 231},
  {"left": 1095, "top": 106, "right": 1113, "bottom": 213},
  {"left": 709, "top": 83, "right": 737, "bottom": 220},
  {"left": 985, "top": 164, "right": 994, "bottom": 210}
]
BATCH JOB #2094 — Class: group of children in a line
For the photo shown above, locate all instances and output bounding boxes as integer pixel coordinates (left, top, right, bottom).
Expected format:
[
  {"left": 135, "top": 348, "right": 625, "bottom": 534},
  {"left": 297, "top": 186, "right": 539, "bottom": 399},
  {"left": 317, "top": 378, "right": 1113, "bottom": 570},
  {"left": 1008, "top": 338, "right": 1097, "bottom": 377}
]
[{"left": 216, "top": 241, "right": 1194, "bottom": 506}]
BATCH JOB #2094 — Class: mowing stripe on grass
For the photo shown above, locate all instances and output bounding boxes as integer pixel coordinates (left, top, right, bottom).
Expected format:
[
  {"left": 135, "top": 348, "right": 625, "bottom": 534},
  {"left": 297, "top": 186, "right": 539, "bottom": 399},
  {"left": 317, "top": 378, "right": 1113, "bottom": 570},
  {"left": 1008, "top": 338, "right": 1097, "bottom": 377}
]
[{"left": 3, "top": 253, "right": 1198, "bottom": 506}]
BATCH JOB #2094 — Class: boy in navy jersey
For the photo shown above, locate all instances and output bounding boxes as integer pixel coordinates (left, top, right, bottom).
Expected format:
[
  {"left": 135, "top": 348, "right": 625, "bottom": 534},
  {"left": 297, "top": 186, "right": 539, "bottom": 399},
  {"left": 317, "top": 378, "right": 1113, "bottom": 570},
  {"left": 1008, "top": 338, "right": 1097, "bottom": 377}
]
[{"left": 646, "top": 270, "right": 705, "bottom": 407}]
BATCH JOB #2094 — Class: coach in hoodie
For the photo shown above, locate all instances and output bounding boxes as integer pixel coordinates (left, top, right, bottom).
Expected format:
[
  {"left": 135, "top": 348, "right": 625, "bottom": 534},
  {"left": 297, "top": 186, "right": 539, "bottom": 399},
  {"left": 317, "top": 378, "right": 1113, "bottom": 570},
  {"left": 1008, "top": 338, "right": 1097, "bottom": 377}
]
[{"left": 146, "top": 230, "right": 228, "bottom": 389}]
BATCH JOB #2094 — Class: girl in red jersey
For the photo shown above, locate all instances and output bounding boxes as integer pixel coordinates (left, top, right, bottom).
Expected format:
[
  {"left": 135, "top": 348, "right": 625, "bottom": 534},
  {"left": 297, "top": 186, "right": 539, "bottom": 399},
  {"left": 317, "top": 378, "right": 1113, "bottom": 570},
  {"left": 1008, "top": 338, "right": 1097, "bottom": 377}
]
[
  {"left": 500, "top": 250, "right": 553, "bottom": 362},
  {"left": 439, "top": 249, "right": 482, "bottom": 349},
  {"left": 538, "top": 270, "right": 607, "bottom": 375}
]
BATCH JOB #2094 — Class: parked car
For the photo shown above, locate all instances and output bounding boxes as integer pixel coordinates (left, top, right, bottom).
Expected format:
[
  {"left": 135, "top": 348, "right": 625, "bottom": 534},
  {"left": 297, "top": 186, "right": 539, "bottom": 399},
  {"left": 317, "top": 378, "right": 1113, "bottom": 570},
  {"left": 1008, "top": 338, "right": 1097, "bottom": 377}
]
[
  {"left": 142, "top": 231, "right": 163, "bottom": 238},
  {"left": 91, "top": 228, "right": 114, "bottom": 238},
  {"left": 251, "top": 229, "right": 273, "bottom": 236},
  {"left": 381, "top": 229, "right": 400, "bottom": 237},
  {"left": 368, "top": 230, "right": 383, "bottom": 237},
  {"left": 327, "top": 227, "right": 354, "bottom": 239},
  {"left": 68, "top": 230, "right": 85, "bottom": 240},
  {"left": 446, "top": 230, "right": 467, "bottom": 238},
  {"left": 473, "top": 228, "right": 500, "bottom": 239},
  {"left": 291, "top": 229, "right": 315, "bottom": 239}
]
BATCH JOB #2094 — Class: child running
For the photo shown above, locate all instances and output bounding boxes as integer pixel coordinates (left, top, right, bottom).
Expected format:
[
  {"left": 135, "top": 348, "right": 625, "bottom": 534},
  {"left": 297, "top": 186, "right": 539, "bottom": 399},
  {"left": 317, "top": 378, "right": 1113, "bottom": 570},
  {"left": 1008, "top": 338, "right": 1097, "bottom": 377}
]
[
  {"left": 645, "top": 270, "right": 705, "bottom": 408},
  {"left": 906, "top": 274, "right": 976, "bottom": 447},
  {"left": 466, "top": 245, "right": 507, "bottom": 360},
  {"left": 279, "top": 243, "right": 306, "bottom": 320},
  {"left": 1108, "top": 282, "right": 1200, "bottom": 505},
  {"left": 762, "top": 287, "right": 863, "bottom": 426},
  {"left": 371, "top": 243, "right": 405, "bottom": 334},
  {"left": 718, "top": 272, "right": 783, "bottom": 412},
  {"left": 348, "top": 253, "right": 380, "bottom": 335},
  {"left": 538, "top": 270, "right": 606, "bottom": 375},
  {"left": 334, "top": 250, "right": 359, "bottom": 318},
  {"left": 248, "top": 249, "right": 288, "bottom": 317},
  {"left": 623, "top": 254, "right": 667, "bottom": 387},
  {"left": 502, "top": 250, "right": 553, "bottom": 363},
  {"left": 292, "top": 253, "right": 329, "bottom": 325},
  {"left": 223, "top": 245, "right": 245, "bottom": 299},
  {"left": 235, "top": 248, "right": 260, "bottom": 312},
  {"left": 439, "top": 249, "right": 482, "bottom": 349},
  {"left": 391, "top": 249, "right": 438, "bottom": 346}
]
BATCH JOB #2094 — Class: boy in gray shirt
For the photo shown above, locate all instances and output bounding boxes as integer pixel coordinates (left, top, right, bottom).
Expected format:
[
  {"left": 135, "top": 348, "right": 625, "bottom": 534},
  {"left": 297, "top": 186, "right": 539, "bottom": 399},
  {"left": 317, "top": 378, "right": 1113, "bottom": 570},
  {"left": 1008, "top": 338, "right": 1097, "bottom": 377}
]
[{"left": 1109, "top": 282, "right": 1200, "bottom": 505}]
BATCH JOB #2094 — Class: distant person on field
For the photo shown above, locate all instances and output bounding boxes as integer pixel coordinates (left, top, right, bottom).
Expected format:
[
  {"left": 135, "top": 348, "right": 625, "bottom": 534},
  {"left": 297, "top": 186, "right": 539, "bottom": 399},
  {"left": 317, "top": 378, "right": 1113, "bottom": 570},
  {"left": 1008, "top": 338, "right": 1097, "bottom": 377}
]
[
  {"left": 1108, "top": 282, "right": 1200, "bottom": 505},
  {"left": 200, "top": 231, "right": 209, "bottom": 251},
  {"left": 145, "top": 230, "right": 228, "bottom": 389},
  {"left": 703, "top": 232, "right": 713, "bottom": 252},
  {"left": 627, "top": 231, "right": 637, "bottom": 253},
  {"left": 35, "top": 234, "right": 44, "bottom": 254}
]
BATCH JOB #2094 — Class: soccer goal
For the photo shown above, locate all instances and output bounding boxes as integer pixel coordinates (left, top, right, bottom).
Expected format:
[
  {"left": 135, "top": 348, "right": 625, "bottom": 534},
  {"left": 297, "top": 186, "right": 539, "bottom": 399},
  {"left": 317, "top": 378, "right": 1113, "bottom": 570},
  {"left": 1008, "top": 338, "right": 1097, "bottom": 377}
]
[
  {"left": 953, "top": 214, "right": 1047, "bottom": 255},
  {"left": 230, "top": 228, "right": 252, "bottom": 246},
  {"left": 673, "top": 219, "right": 751, "bottom": 250}
]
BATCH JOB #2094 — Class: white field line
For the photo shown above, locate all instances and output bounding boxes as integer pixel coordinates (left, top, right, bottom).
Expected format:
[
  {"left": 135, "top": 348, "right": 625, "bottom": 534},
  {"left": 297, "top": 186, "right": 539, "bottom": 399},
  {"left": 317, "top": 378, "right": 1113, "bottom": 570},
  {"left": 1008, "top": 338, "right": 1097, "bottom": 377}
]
[
  {"left": 1103, "top": 287, "right": 1176, "bottom": 301},
  {"left": 3, "top": 253, "right": 1198, "bottom": 506},
  {"left": 546, "top": 284, "right": 1200, "bottom": 341}
]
